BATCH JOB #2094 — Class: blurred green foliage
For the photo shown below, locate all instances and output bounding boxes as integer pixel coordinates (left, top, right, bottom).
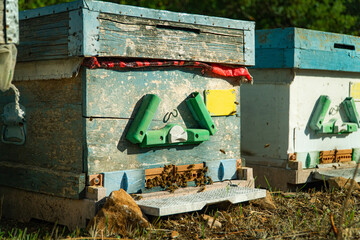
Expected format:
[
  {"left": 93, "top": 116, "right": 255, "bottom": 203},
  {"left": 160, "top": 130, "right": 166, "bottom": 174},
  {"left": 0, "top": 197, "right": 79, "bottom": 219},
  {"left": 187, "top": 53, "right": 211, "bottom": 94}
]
[{"left": 19, "top": 0, "right": 360, "bottom": 35}]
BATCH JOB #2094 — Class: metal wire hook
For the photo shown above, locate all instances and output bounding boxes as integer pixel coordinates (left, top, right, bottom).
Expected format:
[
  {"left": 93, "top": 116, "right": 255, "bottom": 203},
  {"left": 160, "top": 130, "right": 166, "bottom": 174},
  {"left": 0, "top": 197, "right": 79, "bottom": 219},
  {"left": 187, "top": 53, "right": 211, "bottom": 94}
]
[{"left": 163, "top": 109, "right": 179, "bottom": 123}]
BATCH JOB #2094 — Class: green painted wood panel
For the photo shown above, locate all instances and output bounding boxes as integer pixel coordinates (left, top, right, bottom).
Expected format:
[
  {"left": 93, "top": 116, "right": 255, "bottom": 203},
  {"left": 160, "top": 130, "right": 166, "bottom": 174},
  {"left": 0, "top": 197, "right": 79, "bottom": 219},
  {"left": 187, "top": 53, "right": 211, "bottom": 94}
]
[
  {"left": 0, "top": 161, "right": 85, "bottom": 199},
  {"left": 83, "top": 68, "right": 240, "bottom": 119},
  {"left": 83, "top": 67, "right": 240, "bottom": 174},
  {"left": 85, "top": 116, "right": 241, "bottom": 174},
  {"left": 17, "top": 12, "right": 70, "bottom": 62},
  {"left": 0, "top": 77, "right": 83, "bottom": 173},
  {"left": 98, "top": 13, "right": 245, "bottom": 64}
]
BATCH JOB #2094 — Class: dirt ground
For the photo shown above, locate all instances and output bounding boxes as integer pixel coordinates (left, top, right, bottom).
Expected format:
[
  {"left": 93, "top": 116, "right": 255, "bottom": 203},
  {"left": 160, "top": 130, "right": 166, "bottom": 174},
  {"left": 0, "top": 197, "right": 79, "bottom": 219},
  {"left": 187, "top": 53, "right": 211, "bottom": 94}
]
[{"left": 1, "top": 183, "right": 360, "bottom": 239}]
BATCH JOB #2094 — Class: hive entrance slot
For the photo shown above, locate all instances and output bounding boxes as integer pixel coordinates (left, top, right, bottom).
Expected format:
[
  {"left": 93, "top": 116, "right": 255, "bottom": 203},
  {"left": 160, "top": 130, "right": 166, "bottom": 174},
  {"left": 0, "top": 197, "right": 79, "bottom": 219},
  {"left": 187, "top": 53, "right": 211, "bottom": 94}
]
[
  {"left": 156, "top": 25, "right": 200, "bottom": 34},
  {"left": 334, "top": 43, "right": 355, "bottom": 51}
]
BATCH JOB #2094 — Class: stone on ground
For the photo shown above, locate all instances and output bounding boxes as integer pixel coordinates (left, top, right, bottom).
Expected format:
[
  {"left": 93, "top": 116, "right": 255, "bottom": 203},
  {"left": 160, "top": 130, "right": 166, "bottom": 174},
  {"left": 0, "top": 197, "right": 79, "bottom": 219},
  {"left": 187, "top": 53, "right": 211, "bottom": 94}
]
[
  {"left": 327, "top": 177, "right": 360, "bottom": 191},
  {"left": 202, "top": 214, "right": 222, "bottom": 228},
  {"left": 87, "top": 189, "right": 149, "bottom": 236},
  {"left": 250, "top": 190, "right": 276, "bottom": 210}
]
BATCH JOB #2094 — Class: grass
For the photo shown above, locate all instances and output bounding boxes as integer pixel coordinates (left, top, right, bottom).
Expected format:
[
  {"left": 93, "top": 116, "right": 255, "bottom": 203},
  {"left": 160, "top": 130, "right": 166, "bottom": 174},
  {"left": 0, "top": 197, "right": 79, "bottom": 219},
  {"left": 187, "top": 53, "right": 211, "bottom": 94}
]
[{"left": 1, "top": 181, "right": 360, "bottom": 239}]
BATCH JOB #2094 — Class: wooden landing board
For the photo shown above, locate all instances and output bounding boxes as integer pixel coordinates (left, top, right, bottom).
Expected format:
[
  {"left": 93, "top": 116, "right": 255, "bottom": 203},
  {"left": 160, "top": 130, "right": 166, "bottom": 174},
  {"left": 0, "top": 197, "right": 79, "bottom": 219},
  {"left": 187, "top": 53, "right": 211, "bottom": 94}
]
[
  {"left": 314, "top": 168, "right": 360, "bottom": 182},
  {"left": 137, "top": 184, "right": 266, "bottom": 216}
]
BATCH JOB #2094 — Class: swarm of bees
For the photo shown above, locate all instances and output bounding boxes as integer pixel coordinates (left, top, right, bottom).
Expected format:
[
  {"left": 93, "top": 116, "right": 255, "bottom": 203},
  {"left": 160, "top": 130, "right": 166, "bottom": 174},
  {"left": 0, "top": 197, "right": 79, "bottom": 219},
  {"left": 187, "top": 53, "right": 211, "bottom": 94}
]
[{"left": 146, "top": 164, "right": 213, "bottom": 193}]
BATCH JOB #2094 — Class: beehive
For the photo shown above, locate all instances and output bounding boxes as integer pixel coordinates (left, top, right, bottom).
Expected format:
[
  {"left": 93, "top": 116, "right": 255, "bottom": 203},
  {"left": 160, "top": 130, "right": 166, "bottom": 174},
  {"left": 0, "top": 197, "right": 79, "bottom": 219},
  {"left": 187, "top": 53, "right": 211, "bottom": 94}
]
[
  {"left": 241, "top": 28, "right": 360, "bottom": 190},
  {"left": 0, "top": 0, "right": 259, "bottom": 227}
]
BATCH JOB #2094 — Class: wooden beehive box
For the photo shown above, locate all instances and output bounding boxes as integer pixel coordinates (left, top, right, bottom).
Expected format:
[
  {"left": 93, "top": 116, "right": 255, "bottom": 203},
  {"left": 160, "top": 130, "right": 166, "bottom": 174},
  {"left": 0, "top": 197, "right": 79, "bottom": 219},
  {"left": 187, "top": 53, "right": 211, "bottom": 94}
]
[
  {"left": 241, "top": 28, "right": 360, "bottom": 190},
  {"left": 0, "top": 0, "right": 255, "bottom": 200}
]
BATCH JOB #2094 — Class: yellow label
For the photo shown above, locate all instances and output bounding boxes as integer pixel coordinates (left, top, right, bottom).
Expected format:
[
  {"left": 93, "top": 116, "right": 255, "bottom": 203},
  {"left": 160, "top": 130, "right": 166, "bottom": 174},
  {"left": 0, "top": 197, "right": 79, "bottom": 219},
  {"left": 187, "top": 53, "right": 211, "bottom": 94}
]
[
  {"left": 351, "top": 82, "right": 360, "bottom": 101},
  {"left": 205, "top": 89, "right": 236, "bottom": 116}
]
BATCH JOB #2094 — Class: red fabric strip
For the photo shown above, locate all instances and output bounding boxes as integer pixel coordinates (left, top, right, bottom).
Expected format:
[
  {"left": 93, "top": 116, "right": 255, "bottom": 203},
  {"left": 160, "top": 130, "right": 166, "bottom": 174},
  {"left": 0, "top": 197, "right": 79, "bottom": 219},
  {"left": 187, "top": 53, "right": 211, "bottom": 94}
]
[{"left": 83, "top": 57, "right": 253, "bottom": 83}]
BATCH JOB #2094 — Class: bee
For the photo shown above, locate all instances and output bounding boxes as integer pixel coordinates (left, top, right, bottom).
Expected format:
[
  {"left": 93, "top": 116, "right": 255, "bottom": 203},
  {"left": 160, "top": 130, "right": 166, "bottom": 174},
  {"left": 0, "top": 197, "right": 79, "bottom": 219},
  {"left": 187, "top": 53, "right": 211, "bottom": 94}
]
[
  {"left": 166, "top": 185, "right": 176, "bottom": 193},
  {"left": 195, "top": 179, "right": 201, "bottom": 187},
  {"left": 134, "top": 195, "right": 143, "bottom": 200},
  {"left": 198, "top": 172, "right": 205, "bottom": 178},
  {"left": 220, "top": 149, "right": 226, "bottom": 154},
  {"left": 174, "top": 175, "right": 180, "bottom": 183},
  {"left": 153, "top": 176, "right": 160, "bottom": 186},
  {"left": 187, "top": 164, "right": 195, "bottom": 169},
  {"left": 203, "top": 166, "right": 208, "bottom": 172},
  {"left": 203, "top": 178, "right": 207, "bottom": 184},
  {"left": 198, "top": 186, "right": 206, "bottom": 192},
  {"left": 207, "top": 176, "right": 213, "bottom": 185}
]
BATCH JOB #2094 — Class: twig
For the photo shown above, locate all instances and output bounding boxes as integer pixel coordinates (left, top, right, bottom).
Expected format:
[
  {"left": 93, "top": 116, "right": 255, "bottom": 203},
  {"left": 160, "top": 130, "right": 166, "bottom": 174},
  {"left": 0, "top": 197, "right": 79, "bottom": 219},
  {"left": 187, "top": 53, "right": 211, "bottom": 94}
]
[
  {"left": 216, "top": 229, "right": 265, "bottom": 235},
  {"left": 330, "top": 213, "right": 338, "bottom": 236},
  {"left": 147, "top": 228, "right": 172, "bottom": 232},
  {"left": 265, "top": 231, "right": 317, "bottom": 239},
  {"left": 337, "top": 161, "right": 360, "bottom": 240}
]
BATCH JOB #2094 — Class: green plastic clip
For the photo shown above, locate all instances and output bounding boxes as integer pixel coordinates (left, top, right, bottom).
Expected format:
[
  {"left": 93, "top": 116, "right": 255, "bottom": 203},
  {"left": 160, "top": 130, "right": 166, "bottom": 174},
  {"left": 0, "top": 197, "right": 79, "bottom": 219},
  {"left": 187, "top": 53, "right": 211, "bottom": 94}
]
[
  {"left": 317, "top": 118, "right": 336, "bottom": 133},
  {"left": 186, "top": 129, "right": 210, "bottom": 142},
  {"left": 127, "top": 92, "right": 216, "bottom": 148},
  {"left": 341, "top": 97, "right": 360, "bottom": 127},
  {"left": 309, "top": 95, "right": 331, "bottom": 131},
  {"left": 186, "top": 92, "right": 217, "bottom": 135},
  {"left": 309, "top": 95, "right": 360, "bottom": 134},
  {"left": 139, "top": 124, "right": 210, "bottom": 147},
  {"left": 126, "top": 94, "right": 160, "bottom": 144}
]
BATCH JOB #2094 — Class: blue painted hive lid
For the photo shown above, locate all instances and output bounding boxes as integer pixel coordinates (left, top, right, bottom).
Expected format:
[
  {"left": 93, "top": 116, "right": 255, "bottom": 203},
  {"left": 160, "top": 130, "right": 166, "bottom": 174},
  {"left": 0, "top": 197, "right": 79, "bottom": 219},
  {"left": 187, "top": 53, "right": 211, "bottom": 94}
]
[
  {"left": 20, "top": 0, "right": 253, "bottom": 30},
  {"left": 254, "top": 27, "right": 360, "bottom": 72},
  {"left": 18, "top": 0, "right": 255, "bottom": 65}
]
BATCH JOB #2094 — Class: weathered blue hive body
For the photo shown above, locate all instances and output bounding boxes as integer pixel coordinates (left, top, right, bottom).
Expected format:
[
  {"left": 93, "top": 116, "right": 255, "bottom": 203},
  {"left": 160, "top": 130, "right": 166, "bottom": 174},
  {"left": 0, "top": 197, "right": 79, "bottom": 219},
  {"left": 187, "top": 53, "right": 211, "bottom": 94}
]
[
  {"left": 0, "top": 0, "right": 255, "bottom": 199},
  {"left": 241, "top": 28, "right": 360, "bottom": 190}
]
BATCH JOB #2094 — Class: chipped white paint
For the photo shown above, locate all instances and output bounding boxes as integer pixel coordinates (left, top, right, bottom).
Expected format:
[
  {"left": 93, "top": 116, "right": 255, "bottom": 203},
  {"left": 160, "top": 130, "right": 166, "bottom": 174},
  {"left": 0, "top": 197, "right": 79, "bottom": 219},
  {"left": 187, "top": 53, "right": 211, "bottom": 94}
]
[
  {"left": 242, "top": 68, "right": 360, "bottom": 161},
  {"left": 289, "top": 70, "right": 360, "bottom": 153}
]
